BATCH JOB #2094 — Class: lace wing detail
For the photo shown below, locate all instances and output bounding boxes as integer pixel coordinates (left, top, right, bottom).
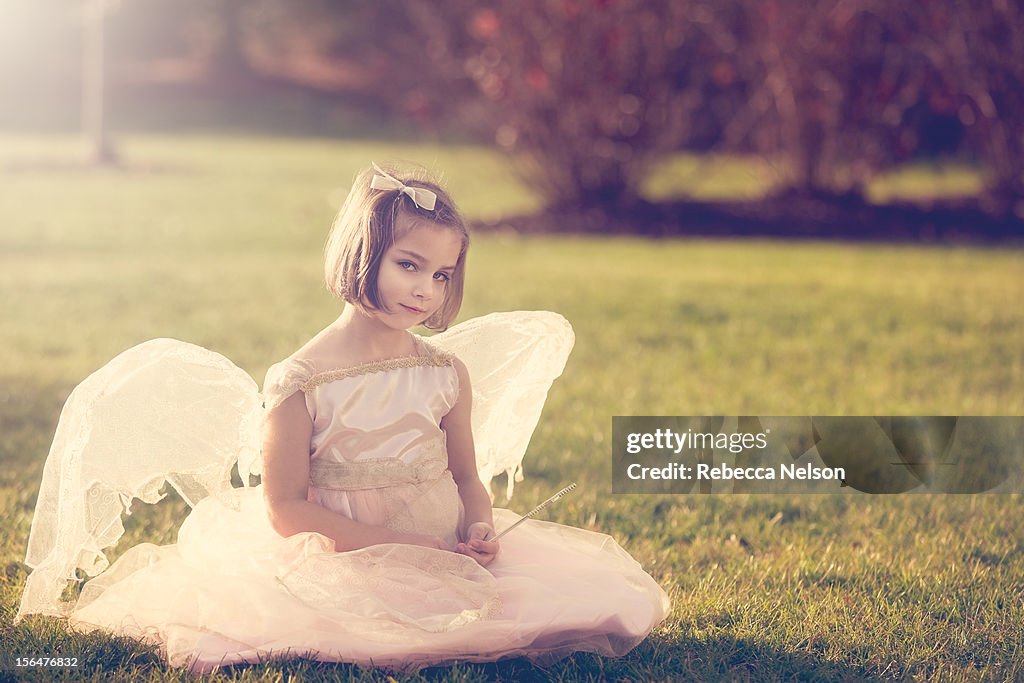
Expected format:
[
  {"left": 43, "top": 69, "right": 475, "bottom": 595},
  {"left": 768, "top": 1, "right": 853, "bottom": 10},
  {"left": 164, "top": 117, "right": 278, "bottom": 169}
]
[
  {"left": 430, "top": 311, "right": 574, "bottom": 499},
  {"left": 17, "top": 339, "right": 261, "bottom": 621}
]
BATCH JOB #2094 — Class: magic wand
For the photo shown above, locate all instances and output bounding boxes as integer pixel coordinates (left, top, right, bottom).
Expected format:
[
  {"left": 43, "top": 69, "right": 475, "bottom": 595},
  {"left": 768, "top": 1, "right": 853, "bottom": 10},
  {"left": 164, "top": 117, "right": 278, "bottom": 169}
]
[{"left": 491, "top": 483, "right": 578, "bottom": 540}]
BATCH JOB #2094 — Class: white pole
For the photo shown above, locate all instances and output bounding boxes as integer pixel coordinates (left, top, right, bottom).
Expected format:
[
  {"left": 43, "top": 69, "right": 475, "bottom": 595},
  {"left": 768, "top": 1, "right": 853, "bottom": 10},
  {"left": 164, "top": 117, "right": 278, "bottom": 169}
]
[{"left": 83, "top": 0, "right": 115, "bottom": 164}]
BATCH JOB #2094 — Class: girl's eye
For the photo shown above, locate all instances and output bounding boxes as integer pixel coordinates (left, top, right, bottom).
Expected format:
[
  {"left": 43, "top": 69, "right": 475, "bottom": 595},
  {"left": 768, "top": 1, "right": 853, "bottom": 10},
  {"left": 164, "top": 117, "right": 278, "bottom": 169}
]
[
  {"left": 398, "top": 261, "right": 416, "bottom": 271},
  {"left": 434, "top": 272, "right": 450, "bottom": 282}
]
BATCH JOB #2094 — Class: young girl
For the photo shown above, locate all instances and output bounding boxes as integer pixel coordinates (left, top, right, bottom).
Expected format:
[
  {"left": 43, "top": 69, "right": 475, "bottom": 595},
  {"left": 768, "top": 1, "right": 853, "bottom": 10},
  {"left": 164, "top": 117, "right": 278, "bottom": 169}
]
[{"left": 17, "top": 163, "right": 670, "bottom": 673}]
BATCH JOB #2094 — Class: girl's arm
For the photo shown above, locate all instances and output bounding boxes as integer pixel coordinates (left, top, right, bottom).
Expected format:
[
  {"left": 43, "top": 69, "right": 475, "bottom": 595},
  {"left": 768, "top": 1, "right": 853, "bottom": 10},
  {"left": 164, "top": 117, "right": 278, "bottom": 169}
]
[
  {"left": 262, "top": 391, "right": 447, "bottom": 552},
  {"left": 442, "top": 357, "right": 499, "bottom": 566}
]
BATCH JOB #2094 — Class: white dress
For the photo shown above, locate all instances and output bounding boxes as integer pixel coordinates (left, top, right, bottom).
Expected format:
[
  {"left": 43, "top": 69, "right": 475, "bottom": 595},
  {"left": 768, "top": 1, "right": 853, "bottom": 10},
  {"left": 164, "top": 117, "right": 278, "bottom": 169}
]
[{"left": 17, "top": 312, "right": 669, "bottom": 672}]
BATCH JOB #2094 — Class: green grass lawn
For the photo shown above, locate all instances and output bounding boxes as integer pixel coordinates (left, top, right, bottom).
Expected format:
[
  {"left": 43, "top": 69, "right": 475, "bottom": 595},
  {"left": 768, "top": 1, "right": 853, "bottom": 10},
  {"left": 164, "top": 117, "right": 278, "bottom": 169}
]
[
  {"left": 1, "top": 134, "right": 1022, "bottom": 681},
  {"left": 645, "top": 154, "right": 987, "bottom": 202}
]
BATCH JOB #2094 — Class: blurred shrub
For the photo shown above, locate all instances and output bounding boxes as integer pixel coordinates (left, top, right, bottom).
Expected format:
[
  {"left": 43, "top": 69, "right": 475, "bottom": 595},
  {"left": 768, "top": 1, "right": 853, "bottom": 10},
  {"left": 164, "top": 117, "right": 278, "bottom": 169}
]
[
  {"left": 720, "top": 0, "right": 1022, "bottom": 212},
  {"left": 14, "top": 0, "right": 1021, "bottom": 216},
  {"left": 919, "top": 1, "right": 1024, "bottom": 215},
  {"left": 400, "top": 1, "right": 1021, "bottom": 215},
  {"left": 406, "top": 1, "right": 726, "bottom": 211},
  {"left": 718, "top": 1, "right": 937, "bottom": 196}
]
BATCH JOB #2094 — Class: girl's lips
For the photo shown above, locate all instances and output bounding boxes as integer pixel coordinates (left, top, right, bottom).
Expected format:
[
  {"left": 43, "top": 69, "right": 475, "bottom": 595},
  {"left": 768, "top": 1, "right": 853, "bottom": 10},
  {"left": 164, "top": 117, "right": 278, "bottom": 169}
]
[{"left": 401, "top": 304, "right": 426, "bottom": 314}]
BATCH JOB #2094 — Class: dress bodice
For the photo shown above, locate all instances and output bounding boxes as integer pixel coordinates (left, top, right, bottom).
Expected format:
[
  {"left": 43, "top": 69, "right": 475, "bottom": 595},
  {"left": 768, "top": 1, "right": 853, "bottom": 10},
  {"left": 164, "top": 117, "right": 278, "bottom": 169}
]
[
  {"left": 262, "top": 340, "right": 463, "bottom": 542},
  {"left": 264, "top": 340, "right": 458, "bottom": 461}
]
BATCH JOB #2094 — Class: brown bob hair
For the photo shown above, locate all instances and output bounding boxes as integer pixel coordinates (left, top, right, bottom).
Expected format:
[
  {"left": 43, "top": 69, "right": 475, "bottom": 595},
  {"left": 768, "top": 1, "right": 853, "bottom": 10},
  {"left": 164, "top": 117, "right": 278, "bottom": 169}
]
[{"left": 324, "top": 163, "right": 469, "bottom": 331}]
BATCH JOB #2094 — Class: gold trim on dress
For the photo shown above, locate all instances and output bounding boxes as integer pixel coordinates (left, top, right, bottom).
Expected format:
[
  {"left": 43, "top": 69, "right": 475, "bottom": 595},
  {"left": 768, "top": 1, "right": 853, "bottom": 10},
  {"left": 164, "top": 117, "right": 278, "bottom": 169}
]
[{"left": 301, "top": 342, "right": 454, "bottom": 392}]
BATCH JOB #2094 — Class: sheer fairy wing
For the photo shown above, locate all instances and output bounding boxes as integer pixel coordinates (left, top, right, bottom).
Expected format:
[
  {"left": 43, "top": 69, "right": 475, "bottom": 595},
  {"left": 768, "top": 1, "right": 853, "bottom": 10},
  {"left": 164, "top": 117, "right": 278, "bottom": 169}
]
[
  {"left": 17, "top": 339, "right": 261, "bottom": 621},
  {"left": 430, "top": 311, "right": 574, "bottom": 499}
]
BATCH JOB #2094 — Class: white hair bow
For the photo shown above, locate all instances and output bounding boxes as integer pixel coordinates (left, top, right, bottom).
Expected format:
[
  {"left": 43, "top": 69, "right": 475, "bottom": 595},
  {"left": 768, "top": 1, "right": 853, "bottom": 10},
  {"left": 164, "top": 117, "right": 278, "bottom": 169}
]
[{"left": 370, "top": 163, "right": 438, "bottom": 211}]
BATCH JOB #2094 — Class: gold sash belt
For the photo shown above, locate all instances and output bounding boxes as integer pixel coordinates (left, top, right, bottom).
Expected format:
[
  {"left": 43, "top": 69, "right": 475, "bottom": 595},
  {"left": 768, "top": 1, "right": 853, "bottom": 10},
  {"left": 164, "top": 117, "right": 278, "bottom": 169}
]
[{"left": 309, "top": 442, "right": 448, "bottom": 491}]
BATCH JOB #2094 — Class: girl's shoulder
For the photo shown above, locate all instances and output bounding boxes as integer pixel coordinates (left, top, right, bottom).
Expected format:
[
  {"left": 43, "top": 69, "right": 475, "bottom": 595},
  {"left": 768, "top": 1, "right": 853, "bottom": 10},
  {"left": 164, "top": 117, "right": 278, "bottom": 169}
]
[
  {"left": 261, "top": 326, "right": 337, "bottom": 410},
  {"left": 262, "top": 355, "right": 319, "bottom": 412}
]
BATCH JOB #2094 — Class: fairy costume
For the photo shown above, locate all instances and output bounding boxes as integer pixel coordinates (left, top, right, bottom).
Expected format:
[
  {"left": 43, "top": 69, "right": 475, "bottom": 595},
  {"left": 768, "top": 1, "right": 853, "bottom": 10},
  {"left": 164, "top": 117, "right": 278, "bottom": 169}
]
[{"left": 17, "top": 311, "right": 669, "bottom": 672}]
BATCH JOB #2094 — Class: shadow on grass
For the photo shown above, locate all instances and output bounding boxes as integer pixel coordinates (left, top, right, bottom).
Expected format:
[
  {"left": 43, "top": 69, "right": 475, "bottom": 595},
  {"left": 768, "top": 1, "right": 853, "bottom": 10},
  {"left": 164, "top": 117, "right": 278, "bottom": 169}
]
[
  {"left": 620, "top": 631, "right": 883, "bottom": 682},
  {"left": 0, "top": 613, "right": 925, "bottom": 683},
  {"left": 207, "top": 634, "right": 879, "bottom": 682},
  {"left": 0, "top": 616, "right": 164, "bottom": 683},
  {"left": 480, "top": 191, "right": 1024, "bottom": 244}
]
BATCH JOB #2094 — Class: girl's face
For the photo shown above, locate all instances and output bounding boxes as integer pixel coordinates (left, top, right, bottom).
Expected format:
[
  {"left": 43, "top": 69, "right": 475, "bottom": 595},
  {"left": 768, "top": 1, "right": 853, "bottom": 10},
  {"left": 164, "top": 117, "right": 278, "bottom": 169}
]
[{"left": 373, "top": 217, "right": 463, "bottom": 331}]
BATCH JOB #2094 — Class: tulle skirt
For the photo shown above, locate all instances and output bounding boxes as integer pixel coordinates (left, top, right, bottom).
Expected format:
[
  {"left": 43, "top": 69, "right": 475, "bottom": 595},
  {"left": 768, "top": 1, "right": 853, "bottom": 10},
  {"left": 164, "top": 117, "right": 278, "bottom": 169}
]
[{"left": 68, "top": 487, "right": 669, "bottom": 673}]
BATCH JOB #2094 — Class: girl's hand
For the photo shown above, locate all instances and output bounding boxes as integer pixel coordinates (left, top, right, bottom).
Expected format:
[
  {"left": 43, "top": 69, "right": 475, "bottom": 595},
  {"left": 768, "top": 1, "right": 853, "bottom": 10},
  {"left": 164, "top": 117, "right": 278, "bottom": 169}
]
[{"left": 457, "top": 522, "right": 499, "bottom": 567}]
